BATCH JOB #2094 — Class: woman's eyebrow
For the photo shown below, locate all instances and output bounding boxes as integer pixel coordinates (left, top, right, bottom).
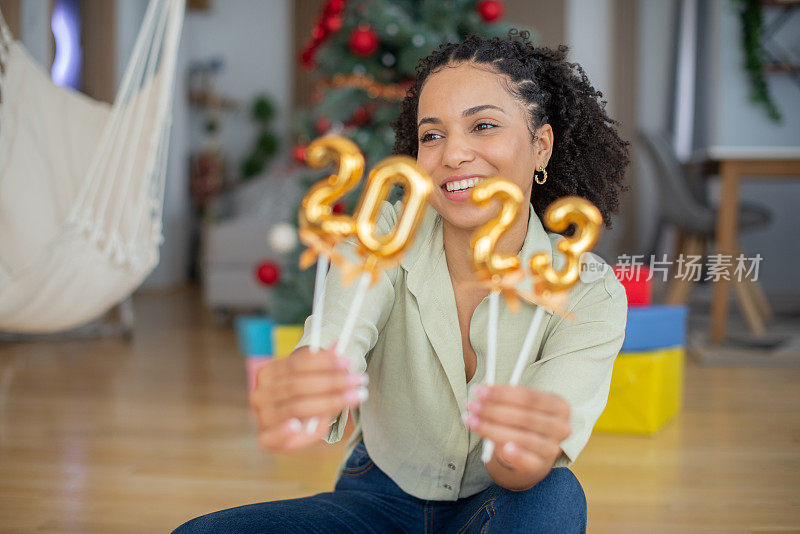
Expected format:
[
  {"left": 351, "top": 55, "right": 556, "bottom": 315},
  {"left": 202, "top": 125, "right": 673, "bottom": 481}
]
[{"left": 417, "top": 104, "right": 505, "bottom": 128}]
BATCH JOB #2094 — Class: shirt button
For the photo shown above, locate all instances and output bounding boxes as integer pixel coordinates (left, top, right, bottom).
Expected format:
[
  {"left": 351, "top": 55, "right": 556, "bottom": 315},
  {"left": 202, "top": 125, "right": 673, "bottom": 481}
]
[
  {"left": 443, "top": 483, "right": 453, "bottom": 491},
  {"left": 448, "top": 462, "right": 456, "bottom": 470}
]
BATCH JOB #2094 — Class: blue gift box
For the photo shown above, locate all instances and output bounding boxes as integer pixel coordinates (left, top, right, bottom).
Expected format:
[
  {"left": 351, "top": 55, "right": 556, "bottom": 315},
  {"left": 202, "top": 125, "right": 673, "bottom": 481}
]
[
  {"left": 235, "top": 316, "right": 275, "bottom": 356},
  {"left": 621, "top": 305, "right": 687, "bottom": 352}
]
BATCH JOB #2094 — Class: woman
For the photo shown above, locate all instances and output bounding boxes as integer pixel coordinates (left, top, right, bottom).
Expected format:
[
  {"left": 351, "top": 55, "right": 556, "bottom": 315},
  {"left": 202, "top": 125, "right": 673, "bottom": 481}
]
[{"left": 175, "top": 29, "right": 628, "bottom": 533}]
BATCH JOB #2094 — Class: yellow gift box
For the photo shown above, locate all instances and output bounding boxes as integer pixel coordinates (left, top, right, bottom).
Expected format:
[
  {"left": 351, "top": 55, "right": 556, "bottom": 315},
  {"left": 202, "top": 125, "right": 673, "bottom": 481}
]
[
  {"left": 594, "top": 347, "right": 684, "bottom": 434},
  {"left": 273, "top": 324, "right": 305, "bottom": 359}
]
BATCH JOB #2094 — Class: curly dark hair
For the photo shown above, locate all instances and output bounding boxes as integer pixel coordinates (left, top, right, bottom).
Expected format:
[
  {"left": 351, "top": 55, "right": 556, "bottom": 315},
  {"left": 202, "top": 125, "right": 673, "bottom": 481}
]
[{"left": 391, "top": 29, "right": 629, "bottom": 227}]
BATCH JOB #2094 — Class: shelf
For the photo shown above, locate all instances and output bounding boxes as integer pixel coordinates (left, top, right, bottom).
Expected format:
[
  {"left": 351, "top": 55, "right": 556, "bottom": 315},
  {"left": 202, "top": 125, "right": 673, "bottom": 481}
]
[
  {"left": 761, "top": 0, "right": 800, "bottom": 7},
  {"left": 187, "top": 90, "right": 240, "bottom": 110},
  {"left": 764, "top": 62, "right": 800, "bottom": 73}
]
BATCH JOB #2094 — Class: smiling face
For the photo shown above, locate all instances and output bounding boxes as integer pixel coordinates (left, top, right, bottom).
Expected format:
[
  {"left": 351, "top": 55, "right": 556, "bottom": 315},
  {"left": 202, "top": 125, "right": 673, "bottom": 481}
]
[{"left": 416, "top": 61, "right": 552, "bottom": 232}]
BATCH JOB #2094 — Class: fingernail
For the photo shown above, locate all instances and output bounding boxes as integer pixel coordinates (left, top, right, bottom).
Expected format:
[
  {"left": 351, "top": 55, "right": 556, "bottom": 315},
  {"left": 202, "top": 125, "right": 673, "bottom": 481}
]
[
  {"left": 344, "top": 386, "right": 369, "bottom": 404},
  {"left": 335, "top": 356, "right": 350, "bottom": 369},
  {"left": 465, "top": 414, "right": 479, "bottom": 428},
  {"left": 461, "top": 411, "right": 470, "bottom": 425},
  {"left": 503, "top": 441, "right": 517, "bottom": 456},
  {"left": 343, "top": 389, "right": 359, "bottom": 403},
  {"left": 345, "top": 374, "right": 363, "bottom": 386},
  {"left": 474, "top": 386, "right": 489, "bottom": 400},
  {"left": 287, "top": 418, "right": 302, "bottom": 433},
  {"left": 304, "top": 418, "right": 319, "bottom": 434},
  {"left": 466, "top": 400, "right": 482, "bottom": 414}
]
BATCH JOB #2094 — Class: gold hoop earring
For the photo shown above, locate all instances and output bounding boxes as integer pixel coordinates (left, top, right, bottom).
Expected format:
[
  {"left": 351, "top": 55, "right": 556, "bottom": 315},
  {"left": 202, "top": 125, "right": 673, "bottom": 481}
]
[{"left": 534, "top": 167, "right": 547, "bottom": 185}]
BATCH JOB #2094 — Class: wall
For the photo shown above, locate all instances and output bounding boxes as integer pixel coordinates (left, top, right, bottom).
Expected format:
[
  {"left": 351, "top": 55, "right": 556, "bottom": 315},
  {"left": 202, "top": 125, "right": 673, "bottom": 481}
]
[
  {"left": 504, "top": 0, "right": 565, "bottom": 49},
  {"left": 638, "top": 0, "right": 677, "bottom": 136},
  {"left": 634, "top": 0, "right": 679, "bottom": 255},
  {"left": 0, "top": 0, "right": 21, "bottom": 38},
  {"left": 697, "top": 0, "right": 800, "bottom": 294},
  {"left": 80, "top": 0, "right": 115, "bottom": 103},
  {"left": 19, "top": 0, "right": 49, "bottom": 66},
  {"left": 565, "top": 0, "right": 626, "bottom": 260},
  {"left": 707, "top": 0, "right": 800, "bottom": 149},
  {"left": 566, "top": 0, "right": 614, "bottom": 114}
]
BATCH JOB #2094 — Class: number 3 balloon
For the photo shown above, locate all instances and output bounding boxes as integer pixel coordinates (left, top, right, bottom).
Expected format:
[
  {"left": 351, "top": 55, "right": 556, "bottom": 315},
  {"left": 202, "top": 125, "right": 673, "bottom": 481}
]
[{"left": 529, "top": 196, "right": 603, "bottom": 295}]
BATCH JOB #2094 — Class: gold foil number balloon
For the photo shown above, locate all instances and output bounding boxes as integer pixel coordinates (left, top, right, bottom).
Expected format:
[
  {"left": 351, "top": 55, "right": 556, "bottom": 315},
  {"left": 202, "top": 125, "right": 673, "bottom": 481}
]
[
  {"left": 470, "top": 178, "right": 525, "bottom": 283},
  {"left": 529, "top": 196, "right": 603, "bottom": 293},
  {"left": 300, "top": 136, "right": 364, "bottom": 238},
  {"left": 353, "top": 156, "right": 433, "bottom": 276}
]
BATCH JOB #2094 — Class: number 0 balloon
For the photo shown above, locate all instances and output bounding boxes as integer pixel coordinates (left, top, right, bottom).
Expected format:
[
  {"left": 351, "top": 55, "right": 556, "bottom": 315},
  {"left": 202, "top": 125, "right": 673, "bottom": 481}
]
[{"left": 336, "top": 155, "right": 433, "bottom": 360}]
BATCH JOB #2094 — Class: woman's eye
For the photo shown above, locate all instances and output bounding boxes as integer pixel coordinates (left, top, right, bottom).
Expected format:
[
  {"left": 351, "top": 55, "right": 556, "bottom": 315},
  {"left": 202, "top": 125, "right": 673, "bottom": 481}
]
[
  {"left": 419, "top": 123, "right": 496, "bottom": 143},
  {"left": 474, "top": 122, "right": 497, "bottom": 132},
  {"left": 420, "top": 132, "right": 441, "bottom": 143}
]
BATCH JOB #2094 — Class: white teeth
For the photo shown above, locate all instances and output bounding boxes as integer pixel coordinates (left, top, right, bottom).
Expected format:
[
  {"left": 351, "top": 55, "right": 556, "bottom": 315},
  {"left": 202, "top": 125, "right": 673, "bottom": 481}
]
[{"left": 445, "top": 177, "right": 482, "bottom": 192}]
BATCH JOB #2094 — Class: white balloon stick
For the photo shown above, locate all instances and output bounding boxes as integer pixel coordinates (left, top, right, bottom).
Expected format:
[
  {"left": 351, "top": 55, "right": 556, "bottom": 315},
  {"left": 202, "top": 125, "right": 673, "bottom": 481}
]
[
  {"left": 309, "top": 254, "right": 329, "bottom": 352},
  {"left": 303, "top": 253, "right": 329, "bottom": 435},
  {"left": 509, "top": 306, "right": 546, "bottom": 386},
  {"left": 481, "top": 290, "right": 500, "bottom": 464},
  {"left": 336, "top": 272, "right": 371, "bottom": 364}
]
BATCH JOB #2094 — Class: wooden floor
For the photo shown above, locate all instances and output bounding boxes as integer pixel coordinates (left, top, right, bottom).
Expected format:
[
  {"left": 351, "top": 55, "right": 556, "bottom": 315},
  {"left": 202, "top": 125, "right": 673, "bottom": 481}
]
[{"left": 0, "top": 288, "right": 798, "bottom": 533}]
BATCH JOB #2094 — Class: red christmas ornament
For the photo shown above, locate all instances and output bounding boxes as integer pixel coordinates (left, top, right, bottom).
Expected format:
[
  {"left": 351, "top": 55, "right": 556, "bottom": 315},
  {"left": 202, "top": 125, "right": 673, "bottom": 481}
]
[
  {"left": 300, "top": 0, "right": 350, "bottom": 68},
  {"left": 332, "top": 202, "right": 346, "bottom": 214},
  {"left": 315, "top": 116, "right": 331, "bottom": 134},
  {"left": 349, "top": 26, "right": 379, "bottom": 57},
  {"left": 255, "top": 260, "right": 281, "bottom": 286},
  {"left": 311, "top": 25, "right": 325, "bottom": 40},
  {"left": 293, "top": 144, "right": 307, "bottom": 164},
  {"left": 351, "top": 106, "right": 371, "bottom": 126},
  {"left": 477, "top": 0, "right": 504, "bottom": 22},
  {"left": 324, "top": 15, "right": 342, "bottom": 33},
  {"left": 300, "top": 48, "right": 314, "bottom": 70}
]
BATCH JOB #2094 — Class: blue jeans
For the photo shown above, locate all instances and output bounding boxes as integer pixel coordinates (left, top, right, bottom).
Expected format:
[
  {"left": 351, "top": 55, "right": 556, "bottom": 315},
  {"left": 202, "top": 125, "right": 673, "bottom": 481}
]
[{"left": 173, "top": 441, "right": 586, "bottom": 533}]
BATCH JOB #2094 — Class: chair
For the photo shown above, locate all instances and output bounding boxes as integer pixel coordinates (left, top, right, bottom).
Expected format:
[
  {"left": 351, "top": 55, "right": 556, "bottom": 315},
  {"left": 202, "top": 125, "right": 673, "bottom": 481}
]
[{"left": 637, "top": 130, "right": 773, "bottom": 336}]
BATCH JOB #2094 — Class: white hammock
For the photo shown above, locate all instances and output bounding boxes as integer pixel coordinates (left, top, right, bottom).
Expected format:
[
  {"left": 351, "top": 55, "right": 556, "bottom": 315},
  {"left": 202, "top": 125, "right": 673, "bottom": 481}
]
[{"left": 0, "top": 0, "right": 185, "bottom": 333}]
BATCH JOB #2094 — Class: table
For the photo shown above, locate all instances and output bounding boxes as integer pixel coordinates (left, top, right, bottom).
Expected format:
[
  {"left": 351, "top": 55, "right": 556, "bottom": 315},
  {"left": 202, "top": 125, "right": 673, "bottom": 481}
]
[{"left": 697, "top": 147, "right": 800, "bottom": 344}]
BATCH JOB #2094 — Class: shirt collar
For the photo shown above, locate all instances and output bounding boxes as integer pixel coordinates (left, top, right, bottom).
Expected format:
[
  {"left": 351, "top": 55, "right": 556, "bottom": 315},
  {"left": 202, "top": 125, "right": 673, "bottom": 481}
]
[{"left": 400, "top": 202, "right": 555, "bottom": 283}]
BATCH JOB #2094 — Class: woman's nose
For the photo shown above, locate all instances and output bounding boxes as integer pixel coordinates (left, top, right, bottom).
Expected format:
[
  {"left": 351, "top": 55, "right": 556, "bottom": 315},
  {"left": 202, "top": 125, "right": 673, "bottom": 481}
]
[{"left": 441, "top": 135, "right": 475, "bottom": 168}]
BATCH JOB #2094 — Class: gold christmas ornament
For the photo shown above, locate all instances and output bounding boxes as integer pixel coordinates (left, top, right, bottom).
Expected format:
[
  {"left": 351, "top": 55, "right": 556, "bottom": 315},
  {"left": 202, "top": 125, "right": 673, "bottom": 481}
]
[{"left": 317, "top": 74, "right": 410, "bottom": 101}]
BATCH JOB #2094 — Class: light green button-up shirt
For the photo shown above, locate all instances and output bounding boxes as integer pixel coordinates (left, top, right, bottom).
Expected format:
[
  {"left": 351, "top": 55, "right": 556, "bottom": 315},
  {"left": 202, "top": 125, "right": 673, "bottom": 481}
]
[{"left": 295, "top": 200, "right": 627, "bottom": 501}]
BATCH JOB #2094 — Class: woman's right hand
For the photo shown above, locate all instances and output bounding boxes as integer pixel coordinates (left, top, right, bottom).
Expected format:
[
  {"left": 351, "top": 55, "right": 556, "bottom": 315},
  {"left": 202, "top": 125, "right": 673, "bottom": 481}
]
[{"left": 249, "top": 345, "right": 368, "bottom": 452}]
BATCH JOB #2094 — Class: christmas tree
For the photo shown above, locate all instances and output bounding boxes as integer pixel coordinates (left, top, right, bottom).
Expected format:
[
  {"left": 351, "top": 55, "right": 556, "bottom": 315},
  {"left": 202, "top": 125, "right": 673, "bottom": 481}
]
[{"left": 263, "top": 0, "right": 529, "bottom": 324}]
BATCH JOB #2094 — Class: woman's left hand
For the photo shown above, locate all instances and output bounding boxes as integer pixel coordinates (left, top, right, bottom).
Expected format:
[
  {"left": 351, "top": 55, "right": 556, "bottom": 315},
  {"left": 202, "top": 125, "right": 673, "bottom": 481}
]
[{"left": 463, "top": 385, "right": 572, "bottom": 478}]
